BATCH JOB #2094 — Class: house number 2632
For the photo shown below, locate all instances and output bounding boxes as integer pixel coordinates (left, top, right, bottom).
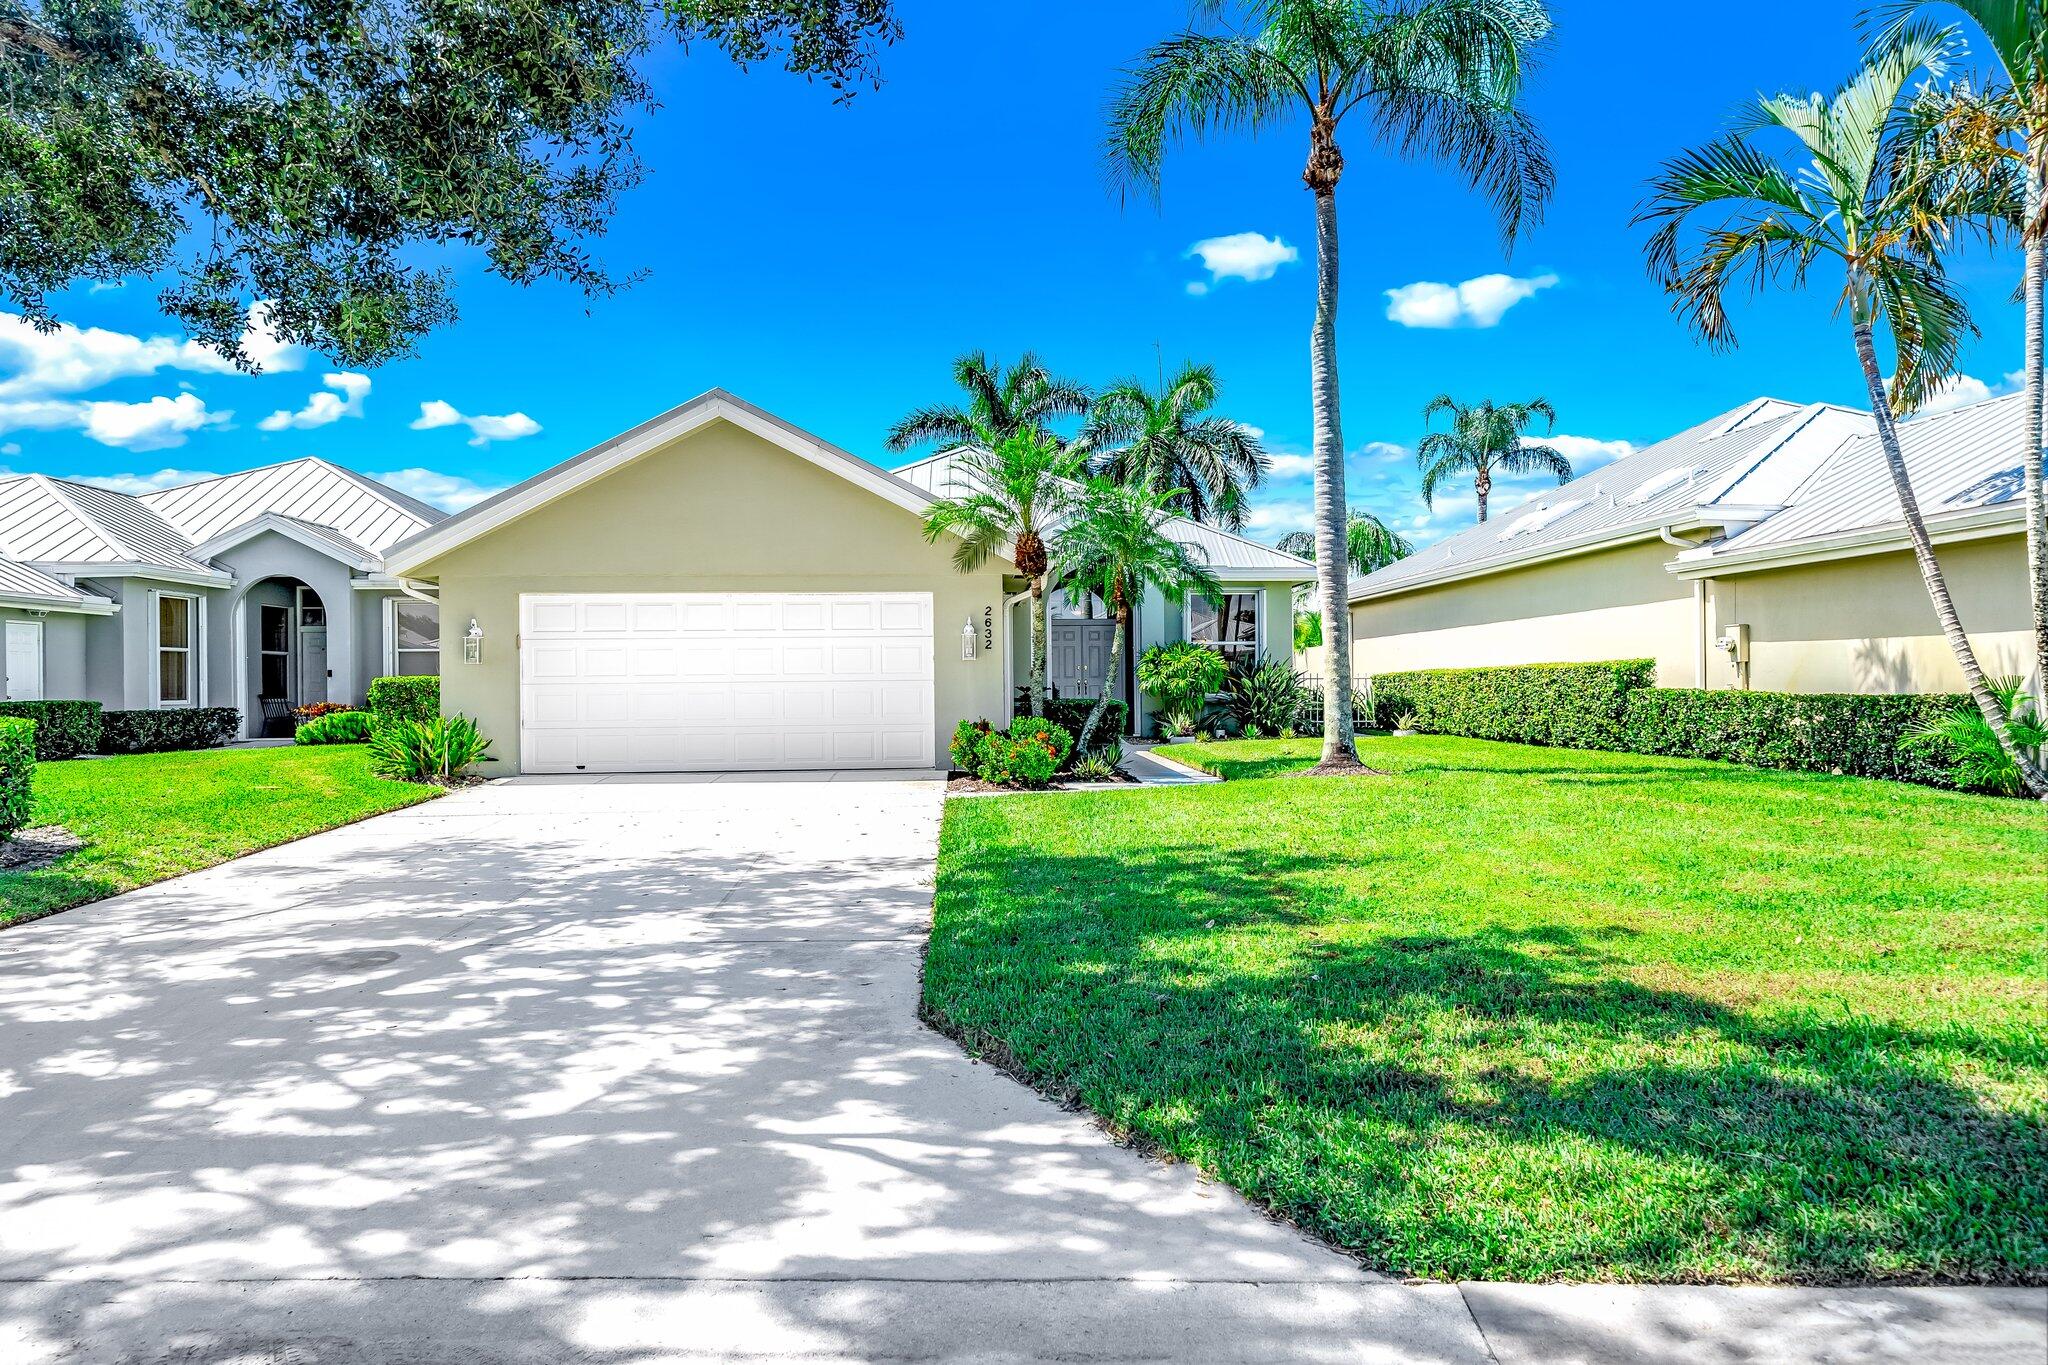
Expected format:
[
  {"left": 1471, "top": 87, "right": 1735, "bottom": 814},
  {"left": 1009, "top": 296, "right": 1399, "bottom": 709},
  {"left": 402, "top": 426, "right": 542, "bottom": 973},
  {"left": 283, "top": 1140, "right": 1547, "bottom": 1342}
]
[{"left": 982, "top": 606, "right": 994, "bottom": 653}]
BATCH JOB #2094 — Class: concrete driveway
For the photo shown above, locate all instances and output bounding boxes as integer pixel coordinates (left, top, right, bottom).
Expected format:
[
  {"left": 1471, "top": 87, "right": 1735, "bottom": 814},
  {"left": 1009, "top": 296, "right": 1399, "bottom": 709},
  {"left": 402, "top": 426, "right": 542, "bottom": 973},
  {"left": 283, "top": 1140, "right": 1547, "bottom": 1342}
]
[{"left": 1, "top": 773, "right": 2040, "bottom": 1364}]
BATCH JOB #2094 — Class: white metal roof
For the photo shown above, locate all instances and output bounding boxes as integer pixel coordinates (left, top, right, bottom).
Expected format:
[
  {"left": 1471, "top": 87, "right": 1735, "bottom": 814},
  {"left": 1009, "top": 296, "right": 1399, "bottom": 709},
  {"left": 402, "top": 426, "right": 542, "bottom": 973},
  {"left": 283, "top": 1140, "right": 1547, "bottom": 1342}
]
[
  {"left": 892, "top": 448, "right": 1315, "bottom": 580},
  {"left": 0, "top": 474, "right": 220, "bottom": 578},
  {"left": 1678, "top": 389, "right": 2037, "bottom": 572},
  {"left": 1349, "top": 398, "right": 1874, "bottom": 602},
  {"left": 140, "top": 457, "right": 441, "bottom": 555},
  {"left": 0, "top": 555, "right": 116, "bottom": 612}
]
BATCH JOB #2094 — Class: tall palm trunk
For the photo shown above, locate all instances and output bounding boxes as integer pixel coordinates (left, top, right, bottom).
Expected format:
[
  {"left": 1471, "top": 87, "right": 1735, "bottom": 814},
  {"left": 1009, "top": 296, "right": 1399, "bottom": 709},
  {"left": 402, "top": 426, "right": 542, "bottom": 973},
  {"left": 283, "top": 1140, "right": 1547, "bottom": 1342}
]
[
  {"left": 1475, "top": 465, "right": 1492, "bottom": 523},
  {"left": 1308, "top": 178, "right": 1361, "bottom": 771},
  {"left": 1078, "top": 593, "right": 1128, "bottom": 756},
  {"left": 1028, "top": 577, "right": 1048, "bottom": 718},
  {"left": 1854, "top": 320, "right": 2048, "bottom": 798},
  {"left": 2024, "top": 132, "right": 2047, "bottom": 702}
]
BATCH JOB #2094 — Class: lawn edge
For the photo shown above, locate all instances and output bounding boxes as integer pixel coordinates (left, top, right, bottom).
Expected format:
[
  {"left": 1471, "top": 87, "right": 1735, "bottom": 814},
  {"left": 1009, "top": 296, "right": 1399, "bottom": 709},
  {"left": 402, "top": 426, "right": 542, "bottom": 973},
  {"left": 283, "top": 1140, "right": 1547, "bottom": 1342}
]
[{"left": 0, "top": 769, "right": 443, "bottom": 934}]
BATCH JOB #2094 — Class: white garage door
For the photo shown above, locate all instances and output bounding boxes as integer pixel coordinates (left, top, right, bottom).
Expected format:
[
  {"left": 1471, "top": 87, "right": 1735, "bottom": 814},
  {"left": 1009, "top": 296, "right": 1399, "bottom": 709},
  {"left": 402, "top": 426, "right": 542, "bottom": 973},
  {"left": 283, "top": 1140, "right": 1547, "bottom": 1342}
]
[{"left": 520, "top": 592, "right": 935, "bottom": 773}]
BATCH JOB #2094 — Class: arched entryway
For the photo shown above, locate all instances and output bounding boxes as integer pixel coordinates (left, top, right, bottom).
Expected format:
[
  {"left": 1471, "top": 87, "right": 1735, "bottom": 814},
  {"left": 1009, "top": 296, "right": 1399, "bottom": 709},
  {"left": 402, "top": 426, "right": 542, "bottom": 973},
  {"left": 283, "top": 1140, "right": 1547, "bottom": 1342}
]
[{"left": 240, "top": 577, "right": 328, "bottom": 737}]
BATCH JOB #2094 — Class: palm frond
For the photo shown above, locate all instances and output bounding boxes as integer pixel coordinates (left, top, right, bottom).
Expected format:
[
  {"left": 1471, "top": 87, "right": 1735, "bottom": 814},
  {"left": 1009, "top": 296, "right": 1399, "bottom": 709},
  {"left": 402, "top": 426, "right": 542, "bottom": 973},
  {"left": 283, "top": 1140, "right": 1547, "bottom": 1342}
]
[
  {"left": 1105, "top": 32, "right": 1298, "bottom": 201},
  {"left": 886, "top": 403, "right": 979, "bottom": 453},
  {"left": 1872, "top": 250, "right": 1978, "bottom": 412},
  {"left": 1496, "top": 440, "right": 1574, "bottom": 482}
]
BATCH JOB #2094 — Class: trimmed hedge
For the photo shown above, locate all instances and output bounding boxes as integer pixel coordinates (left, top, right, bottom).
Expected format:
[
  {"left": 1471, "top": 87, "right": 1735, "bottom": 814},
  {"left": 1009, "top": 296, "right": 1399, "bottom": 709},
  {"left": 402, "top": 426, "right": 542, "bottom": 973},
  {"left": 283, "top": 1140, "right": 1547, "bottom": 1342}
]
[
  {"left": 0, "top": 716, "right": 31, "bottom": 840},
  {"left": 367, "top": 675, "right": 440, "bottom": 727},
  {"left": 0, "top": 700, "right": 102, "bottom": 760},
  {"left": 1368, "top": 660, "right": 1656, "bottom": 750},
  {"left": 97, "top": 707, "right": 240, "bottom": 754},
  {"left": 294, "top": 710, "right": 374, "bottom": 745},
  {"left": 1620, "top": 688, "right": 1963, "bottom": 788},
  {"left": 1039, "top": 697, "right": 1129, "bottom": 750}
]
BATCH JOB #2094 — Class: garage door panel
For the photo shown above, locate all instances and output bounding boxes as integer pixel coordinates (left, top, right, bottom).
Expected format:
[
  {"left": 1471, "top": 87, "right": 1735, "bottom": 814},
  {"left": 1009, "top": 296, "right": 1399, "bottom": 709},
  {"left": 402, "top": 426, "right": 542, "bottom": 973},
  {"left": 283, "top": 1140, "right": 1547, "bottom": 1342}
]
[{"left": 520, "top": 593, "right": 935, "bottom": 773}]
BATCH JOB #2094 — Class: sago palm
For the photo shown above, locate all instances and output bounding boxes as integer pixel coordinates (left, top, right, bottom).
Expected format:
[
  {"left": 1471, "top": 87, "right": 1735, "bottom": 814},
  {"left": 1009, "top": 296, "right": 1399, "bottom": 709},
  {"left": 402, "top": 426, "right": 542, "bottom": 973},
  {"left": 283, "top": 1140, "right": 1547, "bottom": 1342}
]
[
  {"left": 885, "top": 351, "right": 1091, "bottom": 454},
  {"left": 1107, "top": 0, "right": 1555, "bottom": 772},
  {"left": 1055, "top": 479, "right": 1224, "bottom": 754},
  {"left": 1415, "top": 394, "right": 1572, "bottom": 522},
  {"left": 1276, "top": 509, "right": 1414, "bottom": 575},
  {"left": 1639, "top": 25, "right": 2048, "bottom": 798},
  {"left": 921, "top": 428, "right": 1087, "bottom": 719},
  {"left": 1078, "top": 361, "right": 1270, "bottom": 530},
  {"left": 1871, "top": 0, "right": 2048, "bottom": 697}
]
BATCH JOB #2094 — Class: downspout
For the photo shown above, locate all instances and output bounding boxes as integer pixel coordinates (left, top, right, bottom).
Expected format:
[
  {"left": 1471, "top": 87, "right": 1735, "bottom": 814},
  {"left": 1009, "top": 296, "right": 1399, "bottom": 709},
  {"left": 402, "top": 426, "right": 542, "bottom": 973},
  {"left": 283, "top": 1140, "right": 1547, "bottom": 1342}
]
[
  {"left": 395, "top": 577, "right": 440, "bottom": 605},
  {"left": 1659, "top": 526, "right": 1707, "bottom": 691}
]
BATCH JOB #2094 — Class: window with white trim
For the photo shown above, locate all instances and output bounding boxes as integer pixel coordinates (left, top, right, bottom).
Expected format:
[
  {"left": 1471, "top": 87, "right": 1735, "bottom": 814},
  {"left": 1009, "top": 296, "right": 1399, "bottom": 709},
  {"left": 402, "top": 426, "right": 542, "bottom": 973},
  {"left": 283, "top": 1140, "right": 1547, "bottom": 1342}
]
[
  {"left": 1187, "top": 592, "right": 1260, "bottom": 666},
  {"left": 157, "top": 592, "right": 196, "bottom": 706},
  {"left": 389, "top": 599, "right": 440, "bottom": 677}
]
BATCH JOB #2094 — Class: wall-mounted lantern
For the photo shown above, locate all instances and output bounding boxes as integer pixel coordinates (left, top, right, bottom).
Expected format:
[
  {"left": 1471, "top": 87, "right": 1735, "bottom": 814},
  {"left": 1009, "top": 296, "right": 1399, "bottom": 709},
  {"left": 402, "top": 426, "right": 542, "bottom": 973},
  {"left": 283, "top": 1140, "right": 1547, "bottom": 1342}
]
[
  {"left": 463, "top": 617, "right": 484, "bottom": 664},
  {"left": 960, "top": 621, "right": 977, "bottom": 661}
]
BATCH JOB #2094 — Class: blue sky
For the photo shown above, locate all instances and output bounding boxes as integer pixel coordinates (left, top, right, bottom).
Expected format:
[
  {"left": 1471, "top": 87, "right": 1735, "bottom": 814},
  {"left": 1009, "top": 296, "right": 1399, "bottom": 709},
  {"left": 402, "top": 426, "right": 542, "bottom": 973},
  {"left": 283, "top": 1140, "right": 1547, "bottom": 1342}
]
[{"left": 0, "top": 1, "right": 2026, "bottom": 548}]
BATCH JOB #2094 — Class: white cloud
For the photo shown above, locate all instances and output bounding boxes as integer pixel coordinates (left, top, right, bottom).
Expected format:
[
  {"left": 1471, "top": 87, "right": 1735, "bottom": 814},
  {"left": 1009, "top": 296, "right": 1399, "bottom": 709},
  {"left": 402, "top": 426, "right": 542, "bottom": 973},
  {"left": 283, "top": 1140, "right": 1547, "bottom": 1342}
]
[
  {"left": 260, "top": 372, "right": 371, "bottom": 431},
  {"left": 410, "top": 399, "right": 541, "bottom": 447},
  {"left": 0, "top": 304, "right": 307, "bottom": 399},
  {"left": 1243, "top": 499, "right": 1315, "bottom": 535},
  {"left": 1540, "top": 434, "right": 1635, "bottom": 471},
  {"left": 1265, "top": 452, "right": 1316, "bottom": 480},
  {"left": 1186, "top": 232, "right": 1300, "bottom": 292},
  {"left": 0, "top": 442, "right": 17, "bottom": 456},
  {"left": 366, "top": 467, "right": 508, "bottom": 512},
  {"left": 0, "top": 392, "right": 231, "bottom": 451},
  {"left": 1384, "top": 272, "right": 1558, "bottom": 329},
  {"left": 1898, "top": 369, "right": 2031, "bottom": 418},
  {"left": 67, "top": 466, "right": 226, "bottom": 494}
]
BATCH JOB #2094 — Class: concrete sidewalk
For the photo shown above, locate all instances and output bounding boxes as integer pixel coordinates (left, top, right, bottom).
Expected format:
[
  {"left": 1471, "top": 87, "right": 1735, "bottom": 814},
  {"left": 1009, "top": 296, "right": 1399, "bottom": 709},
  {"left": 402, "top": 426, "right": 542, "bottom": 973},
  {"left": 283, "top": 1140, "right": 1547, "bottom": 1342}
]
[{"left": 0, "top": 771, "right": 2039, "bottom": 1363}]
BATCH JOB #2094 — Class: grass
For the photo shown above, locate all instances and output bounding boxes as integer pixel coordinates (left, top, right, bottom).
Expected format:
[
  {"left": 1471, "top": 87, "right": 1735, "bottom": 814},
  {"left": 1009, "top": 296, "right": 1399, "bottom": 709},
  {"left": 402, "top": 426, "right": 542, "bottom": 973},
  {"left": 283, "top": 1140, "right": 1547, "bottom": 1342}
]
[
  {"left": 1, "top": 745, "right": 439, "bottom": 929},
  {"left": 924, "top": 734, "right": 2048, "bottom": 1284}
]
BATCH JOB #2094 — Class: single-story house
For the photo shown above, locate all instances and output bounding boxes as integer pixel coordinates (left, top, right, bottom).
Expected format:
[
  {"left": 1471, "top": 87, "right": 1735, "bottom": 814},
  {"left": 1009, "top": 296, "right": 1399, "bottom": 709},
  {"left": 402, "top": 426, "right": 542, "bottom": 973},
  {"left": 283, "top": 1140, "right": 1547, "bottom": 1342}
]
[
  {"left": 0, "top": 460, "right": 447, "bottom": 735},
  {"left": 382, "top": 390, "right": 1313, "bottom": 775},
  {"left": 1337, "top": 391, "right": 2040, "bottom": 697}
]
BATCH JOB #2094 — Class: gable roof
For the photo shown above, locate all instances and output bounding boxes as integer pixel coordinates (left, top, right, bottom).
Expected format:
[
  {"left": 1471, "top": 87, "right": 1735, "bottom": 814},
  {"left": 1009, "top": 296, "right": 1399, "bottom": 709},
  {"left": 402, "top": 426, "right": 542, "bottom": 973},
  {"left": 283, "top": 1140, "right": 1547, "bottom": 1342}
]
[
  {"left": 1349, "top": 398, "right": 1873, "bottom": 602},
  {"left": 0, "top": 474, "right": 222, "bottom": 580},
  {"left": 891, "top": 448, "right": 1316, "bottom": 582},
  {"left": 140, "top": 457, "right": 441, "bottom": 555},
  {"left": 1674, "top": 389, "right": 2037, "bottom": 575},
  {"left": 383, "top": 389, "right": 956, "bottom": 576},
  {"left": 188, "top": 511, "right": 381, "bottom": 572},
  {"left": 0, "top": 555, "right": 117, "bottom": 613}
]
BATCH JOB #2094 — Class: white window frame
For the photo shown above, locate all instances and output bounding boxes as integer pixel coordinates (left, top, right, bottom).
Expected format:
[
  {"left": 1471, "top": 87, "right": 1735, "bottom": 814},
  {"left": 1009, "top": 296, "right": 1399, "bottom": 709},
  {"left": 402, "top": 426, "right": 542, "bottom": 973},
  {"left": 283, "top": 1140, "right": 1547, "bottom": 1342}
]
[
  {"left": 1184, "top": 589, "right": 1263, "bottom": 670},
  {"left": 384, "top": 596, "right": 440, "bottom": 676},
  {"left": 153, "top": 590, "right": 203, "bottom": 709},
  {"left": 258, "top": 602, "right": 292, "bottom": 700},
  {"left": 4, "top": 619, "right": 44, "bottom": 702}
]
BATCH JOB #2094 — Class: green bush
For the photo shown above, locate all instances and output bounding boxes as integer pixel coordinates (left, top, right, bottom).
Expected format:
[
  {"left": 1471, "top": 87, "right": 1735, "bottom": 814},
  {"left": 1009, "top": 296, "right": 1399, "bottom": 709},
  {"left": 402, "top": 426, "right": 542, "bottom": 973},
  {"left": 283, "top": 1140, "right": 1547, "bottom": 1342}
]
[
  {"left": 294, "top": 711, "right": 374, "bottom": 745},
  {"left": 1902, "top": 678, "right": 2048, "bottom": 796},
  {"left": 949, "top": 717, "right": 1075, "bottom": 788},
  {"left": 1224, "top": 662, "right": 1309, "bottom": 736},
  {"left": 1137, "top": 642, "right": 1229, "bottom": 718},
  {"left": 97, "top": 707, "right": 240, "bottom": 754},
  {"left": 0, "top": 716, "right": 32, "bottom": 840},
  {"left": 1624, "top": 687, "right": 1969, "bottom": 789},
  {"left": 1367, "top": 660, "right": 1656, "bottom": 749},
  {"left": 368, "top": 713, "right": 492, "bottom": 782},
  {"left": 366, "top": 675, "right": 440, "bottom": 727},
  {"left": 1040, "top": 696, "right": 1128, "bottom": 751},
  {"left": 0, "top": 700, "right": 102, "bottom": 760}
]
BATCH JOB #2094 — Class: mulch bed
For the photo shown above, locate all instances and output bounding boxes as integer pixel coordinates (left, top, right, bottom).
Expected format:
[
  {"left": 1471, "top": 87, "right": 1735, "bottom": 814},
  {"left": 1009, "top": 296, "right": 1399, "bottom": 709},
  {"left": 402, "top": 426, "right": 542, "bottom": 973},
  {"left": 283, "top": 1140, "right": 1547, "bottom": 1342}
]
[
  {"left": 946, "top": 770, "right": 1140, "bottom": 796},
  {"left": 0, "top": 825, "right": 87, "bottom": 873}
]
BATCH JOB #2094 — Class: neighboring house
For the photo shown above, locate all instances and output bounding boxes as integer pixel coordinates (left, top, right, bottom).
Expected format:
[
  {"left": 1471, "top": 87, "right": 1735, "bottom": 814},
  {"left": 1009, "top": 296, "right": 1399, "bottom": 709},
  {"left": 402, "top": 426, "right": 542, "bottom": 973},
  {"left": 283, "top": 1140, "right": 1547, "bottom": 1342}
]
[
  {"left": 383, "top": 390, "right": 1314, "bottom": 775},
  {"left": 1341, "top": 392, "right": 2039, "bottom": 697},
  {"left": 0, "top": 460, "right": 447, "bottom": 736}
]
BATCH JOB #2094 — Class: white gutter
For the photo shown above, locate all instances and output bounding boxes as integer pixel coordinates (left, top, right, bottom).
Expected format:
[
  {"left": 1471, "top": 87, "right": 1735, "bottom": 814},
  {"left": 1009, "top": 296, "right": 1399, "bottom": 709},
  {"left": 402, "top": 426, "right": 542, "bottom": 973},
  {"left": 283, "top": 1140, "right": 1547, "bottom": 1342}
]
[
  {"left": 395, "top": 576, "right": 440, "bottom": 605},
  {"left": 1668, "top": 503, "right": 2023, "bottom": 579}
]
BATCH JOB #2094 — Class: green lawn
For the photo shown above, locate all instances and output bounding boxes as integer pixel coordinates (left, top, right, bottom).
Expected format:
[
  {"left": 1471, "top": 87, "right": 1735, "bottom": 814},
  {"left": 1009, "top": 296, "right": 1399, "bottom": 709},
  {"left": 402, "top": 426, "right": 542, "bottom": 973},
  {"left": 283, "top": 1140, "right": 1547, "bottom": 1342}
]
[
  {"left": 925, "top": 735, "right": 2048, "bottom": 1284},
  {"left": 1, "top": 745, "right": 440, "bottom": 929}
]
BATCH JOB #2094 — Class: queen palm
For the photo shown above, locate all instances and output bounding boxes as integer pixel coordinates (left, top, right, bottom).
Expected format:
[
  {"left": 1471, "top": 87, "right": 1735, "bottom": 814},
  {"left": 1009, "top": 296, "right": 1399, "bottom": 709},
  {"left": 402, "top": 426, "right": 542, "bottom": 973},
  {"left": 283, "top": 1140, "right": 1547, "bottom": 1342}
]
[
  {"left": 1416, "top": 395, "right": 1572, "bottom": 522},
  {"left": 1639, "top": 27, "right": 2048, "bottom": 798},
  {"left": 1871, "top": 0, "right": 2048, "bottom": 698},
  {"left": 921, "top": 428, "right": 1087, "bottom": 719},
  {"left": 1276, "top": 509, "right": 1413, "bottom": 575},
  {"left": 1107, "top": 0, "right": 1555, "bottom": 772},
  {"left": 885, "top": 351, "right": 1091, "bottom": 454},
  {"left": 1055, "top": 479, "right": 1224, "bottom": 755},
  {"left": 1078, "top": 361, "right": 1270, "bottom": 529}
]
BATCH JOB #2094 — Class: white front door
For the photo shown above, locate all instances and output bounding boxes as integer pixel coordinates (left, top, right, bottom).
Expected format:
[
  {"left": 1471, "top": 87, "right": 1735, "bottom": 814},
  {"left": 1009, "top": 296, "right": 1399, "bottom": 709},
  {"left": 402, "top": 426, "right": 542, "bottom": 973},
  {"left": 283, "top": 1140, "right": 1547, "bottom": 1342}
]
[
  {"left": 3, "top": 620, "right": 43, "bottom": 701},
  {"left": 519, "top": 592, "right": 935, "bottom": 773},
  {"left": 1048, "top": 620, "right": 1116, "bottom": 700},
  {"left": 298, "top": 627, "right": 328, "bottom": 706}
]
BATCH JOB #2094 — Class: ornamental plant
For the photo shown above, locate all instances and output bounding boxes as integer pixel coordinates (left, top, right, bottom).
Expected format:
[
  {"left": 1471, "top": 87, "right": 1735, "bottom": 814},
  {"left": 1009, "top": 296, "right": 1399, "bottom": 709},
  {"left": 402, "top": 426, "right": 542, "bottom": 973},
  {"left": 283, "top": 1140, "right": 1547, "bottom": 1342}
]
[{"left": 1137, "top": 642, "right": 1227, "bottom": 721}]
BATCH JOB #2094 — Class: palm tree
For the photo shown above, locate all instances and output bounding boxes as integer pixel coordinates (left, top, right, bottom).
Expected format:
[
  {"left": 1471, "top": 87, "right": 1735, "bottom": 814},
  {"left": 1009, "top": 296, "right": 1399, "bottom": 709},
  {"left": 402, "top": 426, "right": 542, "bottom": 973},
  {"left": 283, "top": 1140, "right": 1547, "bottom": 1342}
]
[
  {"left": 1870, "top": 1, "right": 2047, "bottom": 699},
  {"left": 1639, "top": 27, "right": 2048, "bottom": 799},
  {"left": 1077, "top": 361, "right": 1270, "bottom": 529},
  {"left": 920, "top": 428, "right": 1087, "bottom": 720},
  {"left": 1276, "top": 509, "right": 1414, "bottom": 575},
  {"left": 1107, "top": 0, "right": 1555, "bottom": 773},
  {"left": 885, "top": 351, "right": 1091, "bottom": 454},
  {"left": 1055, "top": 479, "right": 1224, "bottom": 754},
  {"left": 1415, "top": 395, "right": 1572, "bottom": 522}
]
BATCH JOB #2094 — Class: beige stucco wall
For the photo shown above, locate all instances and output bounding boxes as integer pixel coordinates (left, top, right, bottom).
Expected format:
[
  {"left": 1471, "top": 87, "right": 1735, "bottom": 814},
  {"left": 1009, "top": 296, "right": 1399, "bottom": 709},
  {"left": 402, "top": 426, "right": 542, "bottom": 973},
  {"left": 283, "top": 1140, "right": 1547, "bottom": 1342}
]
[
  {"left": 1703, "top": 533, "right": 2033, "bottom": 694},
  {"left": 408, "top": 418, "right": 1012, "bottom": 773},
  {"left": 1349, "top": 539, "right": 1699, "bottom": 687}
]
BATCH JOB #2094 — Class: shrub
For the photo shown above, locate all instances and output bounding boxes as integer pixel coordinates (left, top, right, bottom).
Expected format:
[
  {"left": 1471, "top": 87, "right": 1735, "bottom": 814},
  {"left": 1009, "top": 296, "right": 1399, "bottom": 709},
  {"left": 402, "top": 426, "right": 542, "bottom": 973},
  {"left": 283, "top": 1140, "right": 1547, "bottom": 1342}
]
[
  {"left": 950, "top": 717, "right": 1075, "bottom": 788},
  {"left": 1902, "top": 678, "right": 2047, "bottom": 795},
  {"left": 366, "top": 675, "right": 440, "bottom": 727},
  {"left": 1137, "top": 642, "right": 1228, "bottom": 718},
  {"left": 1622, "top": 687, "right": 1970, "bottom": 789},
  {"left": 1367, "top": 660, "right": 1656, "bottom": 749},
  {"left": 0, "top": 700, "right": 102, "bottom": 760},
  {"left": 0, "top": 716, "right": 32, "bottom": 840},
  {"left": 292, "top": 701, "right": 354, "bottom": 722},
  {"left": 1039, "top": 696, "right": 1129, "bottom": 751},
  {"left": 1069, "top": 743, "right": 1123, "bottom": 782},
  {"left": 294, "top": 711, "right": 374, "bottom": 745},
  {"left": 950, "top": 719, "right": 994, "bottom": 772},
  {"left": 368, "top": 714, "right": 493, "bottom": 783},
  {"left": 97, "top": 707, "right": 240, "bottom": 754},
  {"left": 1224, "top": 662, "right": 1309, "bottom": 736}
]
